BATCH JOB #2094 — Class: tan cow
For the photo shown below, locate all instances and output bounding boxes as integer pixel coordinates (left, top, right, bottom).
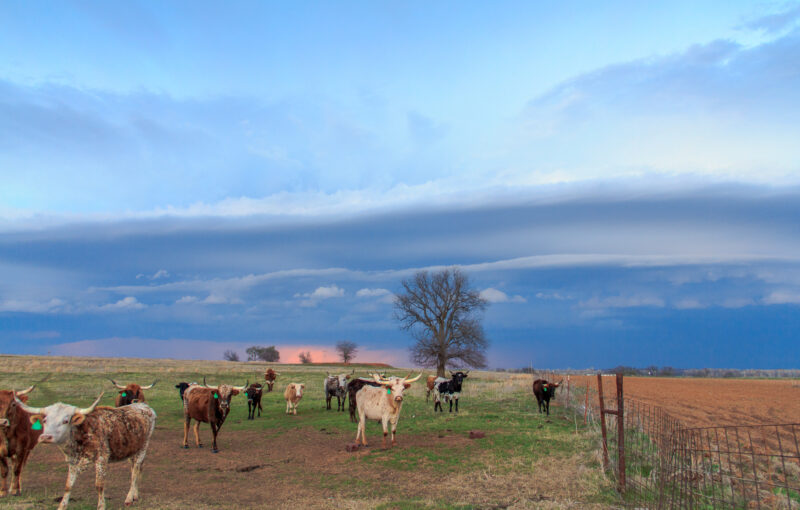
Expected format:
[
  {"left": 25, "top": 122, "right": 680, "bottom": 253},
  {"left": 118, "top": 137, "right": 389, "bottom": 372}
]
[
  {"left": 355, "top": 373, "right": 422, "bottom": 448},
  {"left": 283, "top": 383, "right": 305, "bottom": 415}
]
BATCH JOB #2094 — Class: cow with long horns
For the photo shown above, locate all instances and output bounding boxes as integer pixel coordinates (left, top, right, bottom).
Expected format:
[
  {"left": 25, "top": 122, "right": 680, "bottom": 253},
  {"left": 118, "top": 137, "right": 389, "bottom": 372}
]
[
  {"left": 109, "top": 379, "right": 156, "bottom": 407},
  {"left": 15, "top": 392, "right": 156, "bottom": 510},
  {"left": 263, "top": 368, "right": 280, "bottom": 392},
  {"left": 354, "top": 373, "right": 422, "bottom": 448},
  {"left": 532, "top": 379, "right": 562, "bottom": 416},
  {"left": 0, "top": 386, "right": 38, "bottom": 497},
  {"left": 182, "top": 377, "right": 246, "bottom": 453}
]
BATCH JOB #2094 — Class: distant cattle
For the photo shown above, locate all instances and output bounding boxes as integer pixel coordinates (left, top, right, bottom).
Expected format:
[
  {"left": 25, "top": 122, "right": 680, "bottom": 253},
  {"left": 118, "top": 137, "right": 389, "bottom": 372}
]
[
  {"left": 264, "top": 369, "right": 280, "bottom": 392},
  {"left": 433, "top": 371, "right": 468, "bottom": 413},
  {"left": 175, "top": 382, "right": 197, "bottom": 401},
  {"left": 0, "top": 386, "right": 38, "bottom": 497},
  {"left": 425, "top": 375, "right": 438, "bottom": 401},
  {"left": 347, "top": 377, "right": 382, "bottom": 423},
  {"left": 324, "top": 370, "right": 352, "bottom": 411},
  {"left": 354, "top": 373, "right": 422, "bottom": 448},
  {"left": 182, "top": 377, "right": 246, "bottom": 452},
  {"left": 245, "top": 383, "right": 263, "bottom": 420},
  {"left": 16, "top": 392, "right": 156, "bottom": 509},
  {"left": 284, "top": 383, "right": 305, "bottom": 415},
  {"left": 532, "top": 379, "right": 561, "bottom": 416},
  {"left": 109, "top": 379, "right": 156, "bottom": 407}
]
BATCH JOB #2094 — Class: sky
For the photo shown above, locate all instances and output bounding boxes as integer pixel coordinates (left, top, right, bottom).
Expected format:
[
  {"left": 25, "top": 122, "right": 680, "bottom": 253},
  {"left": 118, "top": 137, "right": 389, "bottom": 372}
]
[{"left": 1, "top": 1, "right": 799, "bottom": 369}]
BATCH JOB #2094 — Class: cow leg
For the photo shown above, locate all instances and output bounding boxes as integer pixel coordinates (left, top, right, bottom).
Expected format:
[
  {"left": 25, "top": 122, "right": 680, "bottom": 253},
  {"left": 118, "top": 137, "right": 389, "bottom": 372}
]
[
  {"left": 449, "top": 398, "right": 454, "bottom": 413},
  {"left": 357, "top": 410, "right": 368, "bottom": 446},
  {"left": 381, "top": 416, "right": 390, "bottom": 448},
  {"left": 546, "top": 400, "right": 550, "bottom": 416},
  {"left": 455, "top": 397, "right": 459, "bottom": 413},
  {"left": 193, "top": 422, "right": 203, "bottom": 447},
  {"left": 12, "top": 449, "right": 31, "bottom": 495},
  {"left": 0, "top": 456, "right": 8, "bottom": 496},
  {"left": 285, "top": 400, "right": 290, "bottom": 414},
  {"left": 325, "top": 394, "right": 330, "bottom": 410},
  {"left": 94, "top": 456, "right": 109, "bottom": 510},
  {"left": 182, "top": 416, "right": 191, "bottom": 448},
  {"left": 257, "top": 400, "right": 262, "bottom": 417},
  {"left": 390, "top": 418, "right": 399, "bottom": 446},
  {"left": 124, "top": 449, "right": 146, "bottom": 506},
  {"left": 58, "top": 458, "right": 88, "bottom": 510},
  {"left": 210, "top": 422, "right": 219, "bottom": 453}
]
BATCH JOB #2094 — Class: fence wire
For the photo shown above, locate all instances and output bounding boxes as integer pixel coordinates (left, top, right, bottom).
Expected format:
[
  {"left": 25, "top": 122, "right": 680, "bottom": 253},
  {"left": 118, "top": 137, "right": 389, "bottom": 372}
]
[{"left": 549, "top": 373, "right": 800, "bottom": 509}]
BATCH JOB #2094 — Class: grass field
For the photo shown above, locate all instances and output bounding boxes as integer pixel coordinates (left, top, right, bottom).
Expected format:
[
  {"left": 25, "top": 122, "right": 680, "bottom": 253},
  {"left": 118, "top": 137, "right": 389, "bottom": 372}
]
[{"left": 0, "top": 356, "right": 615, "bottom": 509}]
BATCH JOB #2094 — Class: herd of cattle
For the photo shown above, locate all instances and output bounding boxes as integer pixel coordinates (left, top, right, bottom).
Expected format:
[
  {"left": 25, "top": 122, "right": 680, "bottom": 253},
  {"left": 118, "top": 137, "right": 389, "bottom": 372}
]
[{"left": 0, "top": 368, "right": 562, "bottom": 509}]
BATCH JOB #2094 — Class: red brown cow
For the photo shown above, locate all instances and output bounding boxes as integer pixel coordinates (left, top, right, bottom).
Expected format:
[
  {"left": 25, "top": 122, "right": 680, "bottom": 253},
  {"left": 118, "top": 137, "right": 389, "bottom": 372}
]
[
  {"left": 182, "top": 377, "right": 246, "bottom": 452},
  {"left": 109, "top": 379, "right": 156, "bottom": 407},
  {"left": 263, "top": 369, "right": 280, "bottom": 392},
  {"left": 16, "top": 392, "right": 156, "bottom": 510},
  {"left": 0, "top": 386, "right": 37, "bottom": 497}
]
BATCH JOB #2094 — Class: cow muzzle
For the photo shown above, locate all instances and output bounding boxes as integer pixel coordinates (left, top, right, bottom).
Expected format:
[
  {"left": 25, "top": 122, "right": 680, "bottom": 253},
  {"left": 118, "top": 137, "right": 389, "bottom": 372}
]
[
  {"left": 394, "top": 396, "right": 403, "bottom": 402},
  {"left": 38, "top": 434, "right": 54, "bottom": 443}
]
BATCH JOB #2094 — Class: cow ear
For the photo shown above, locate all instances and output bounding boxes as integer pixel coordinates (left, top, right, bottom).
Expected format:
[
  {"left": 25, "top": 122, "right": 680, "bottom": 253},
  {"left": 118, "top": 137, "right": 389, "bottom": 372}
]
[
  {"left": 231, "top": 389, "right": 240, "bottom": 396},
  {"left": 300, "top": 384, "right": 305, "bottom": 389},
  {"left": 71, "top": 413, "right": 86, "bottom": 425},
  {"left": 29, "top": 414, "right": 44, "bottom": 425},
  {"left": 17, "top": 394, "right": 29, "bottom": 403},
  {"left": 403, "top": 383, "right": 411, "bottom": 389}
]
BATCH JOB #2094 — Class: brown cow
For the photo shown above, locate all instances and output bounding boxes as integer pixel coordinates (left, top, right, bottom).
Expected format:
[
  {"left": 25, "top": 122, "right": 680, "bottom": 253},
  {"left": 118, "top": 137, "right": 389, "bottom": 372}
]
[
  {"left": 532, "top": 379, "right": 562, "bottom": 416},
  {"left": 283, "top": 383, "right": 305, "bottom": 415},
  {"left": 16, "top": 392, "right": 156, "bottom": 510},
  {"left": 109, "top": 379, "right": 156, "bottom": 407},
  {"left": 182, "top": 377, "right": 246, "bottom": 453},
  {"left": 264, "top": 368, "right": 280, "bottom": 392},
  {"left": 0, "top": 386, "right": 37, "bottom": 497}
]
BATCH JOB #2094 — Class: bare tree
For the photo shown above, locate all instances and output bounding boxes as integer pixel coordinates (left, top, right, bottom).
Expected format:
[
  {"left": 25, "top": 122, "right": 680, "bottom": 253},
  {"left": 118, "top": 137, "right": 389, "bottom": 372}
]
[
  {"left": 394, "top": 268, "right": 489, "bottom": 377},
  {"left": 298, "top": 351, "right": 313, "bottom": 364},
  {"left": 223, "top": 350, "right": 240, "bottom": 362},
  {"left": 335, "top": 340, "right": 358, "bottom": 364}
]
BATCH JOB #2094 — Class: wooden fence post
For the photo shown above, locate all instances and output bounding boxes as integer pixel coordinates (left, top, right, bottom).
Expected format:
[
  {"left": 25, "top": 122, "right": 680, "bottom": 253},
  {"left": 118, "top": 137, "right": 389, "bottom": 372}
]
[
  {"left": 616, "top": 373, "right": 626, "bottom": 493},
  {"left": 597, "top": 373, "right": 610, "bottom": 471}
]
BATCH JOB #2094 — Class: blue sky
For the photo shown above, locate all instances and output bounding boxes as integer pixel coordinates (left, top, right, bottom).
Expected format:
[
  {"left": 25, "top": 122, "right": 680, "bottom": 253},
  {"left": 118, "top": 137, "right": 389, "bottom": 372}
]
[{"left": 1, "top": 1, "right": 799, "bottom": 368}]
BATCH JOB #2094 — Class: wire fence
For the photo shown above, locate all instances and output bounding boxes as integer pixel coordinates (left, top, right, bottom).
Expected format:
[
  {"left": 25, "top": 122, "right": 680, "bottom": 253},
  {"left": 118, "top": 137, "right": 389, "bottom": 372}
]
[{"left": 534, "top": 371, "right": 800, "bottom": 509}]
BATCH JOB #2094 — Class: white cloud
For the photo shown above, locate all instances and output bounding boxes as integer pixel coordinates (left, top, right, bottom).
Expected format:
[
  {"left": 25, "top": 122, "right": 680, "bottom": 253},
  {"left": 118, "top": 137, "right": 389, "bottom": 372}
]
[
  {"left": 152, "top": 269, "right": 169, "bottom": 279},
  {"left": 294, "top": 284, "right": 345, "bottom": 307},
  {"left": 673, "top": 299, "right": 706, "bottom": 310},
  {"left": 0, "top": 298, "right": 65, "bottom": 313},
  {"left": 356, "top": 288, "right": 390, "bottom": 297},
  {"left": 480, "top": 287, "right": 526, "bottom": 303},
  {"left": 762, "top": 291, "right": 800, "bottom": 305},
  {"left": 175, "top": 295, "right": 199, "bottom": 304},
  {"left": 97, "top": 296, "right": 145, "bottom": 311}
]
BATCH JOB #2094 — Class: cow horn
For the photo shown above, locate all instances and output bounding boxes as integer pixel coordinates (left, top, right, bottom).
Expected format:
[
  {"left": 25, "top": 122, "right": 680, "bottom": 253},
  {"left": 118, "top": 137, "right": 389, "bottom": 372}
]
[
  {"left": 13, "top": 393, "right": 43, "bottom": 414},
  {"left": 78, "top": 392, "right": 104, "bottom": 415},
  {"left": 140, "top": 380, "right": 157, "bottom": 390},
  {"left": 15, "top": 385, "right": 35, "bottom": 396},
  {"left": 236, "top": 380, "right": 249, "bottom": 391},
  {"left": 109, "top": 379, "right": 127, "bottom": 390},
  {"left": 405, "top": 373, "right": 423, "bottom": 383},
  {"left": 371, "top": 374, "right": 393, "bottom": 386},
  {"left": 203, "top": 376, "right": 212, "bottom": 388}
]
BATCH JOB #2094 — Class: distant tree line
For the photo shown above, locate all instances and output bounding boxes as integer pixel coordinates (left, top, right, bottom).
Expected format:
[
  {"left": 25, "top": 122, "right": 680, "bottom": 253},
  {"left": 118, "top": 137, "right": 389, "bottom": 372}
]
[
  {"left": 222, "top": 345, "right": 280, "bottom": 362},
  {"left": 493, "top": 366, "right": 800, "bottom": 379}
]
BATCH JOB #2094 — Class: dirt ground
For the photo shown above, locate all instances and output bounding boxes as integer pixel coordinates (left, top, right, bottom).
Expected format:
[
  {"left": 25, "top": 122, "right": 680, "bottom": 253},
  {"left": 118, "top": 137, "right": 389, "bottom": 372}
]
[
  {"left": 571, "top": 375, "right": 800, "bottom": 427},
  {"left": 11, "top": 425, "right": 608, "bottom": 510}
]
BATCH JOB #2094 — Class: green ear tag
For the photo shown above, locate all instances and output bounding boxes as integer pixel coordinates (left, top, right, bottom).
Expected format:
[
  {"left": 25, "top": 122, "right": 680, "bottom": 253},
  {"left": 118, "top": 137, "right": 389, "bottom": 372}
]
[
  {"left": 214, "top": 393, "right": 219, "bottom": 399},
  {"left": 122, "top": 392, "right": 127, "bottom": 397},
  {"left": 32, "top": 419, "right": 42, "bottom": 431},
  {"left": 387, "top": 389, "right": 391, "bottom": 395},
  {"left": 543, "top": 387, "right": 547, "bottom": 391}
]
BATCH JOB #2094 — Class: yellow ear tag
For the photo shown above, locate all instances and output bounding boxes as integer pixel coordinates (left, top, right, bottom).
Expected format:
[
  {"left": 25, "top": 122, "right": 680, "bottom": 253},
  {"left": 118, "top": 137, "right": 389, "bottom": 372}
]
[{"left": 32, "top": 419, "right": 42, "bottom": 431}]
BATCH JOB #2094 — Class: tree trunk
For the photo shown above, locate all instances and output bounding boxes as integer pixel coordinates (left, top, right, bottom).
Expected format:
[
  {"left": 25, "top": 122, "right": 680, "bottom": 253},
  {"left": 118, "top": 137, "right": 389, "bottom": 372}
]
[{"left": 437, "top": 360, "right": 446, "bottom": 378}]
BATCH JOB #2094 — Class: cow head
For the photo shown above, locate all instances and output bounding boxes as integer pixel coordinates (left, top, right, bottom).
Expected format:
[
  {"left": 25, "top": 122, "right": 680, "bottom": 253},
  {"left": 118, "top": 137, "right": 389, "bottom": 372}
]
[
  {"left": 203, "top": 377, "right": 247, "bottom": 418},
  {"left": 110, "top": 379, "right": 156, "bottom": 406},
  {"left": 264, "top": 369, "right": 279, "bottom": 391},
  {"left": 546, "top": 379, "right": 562, "bottom": 398},
  {"left": 449, "top": 371, "right": 469, "bottom": 392},
  {"left": 16, "top": 392, "right": 104, "bottom": 445},
  {"left": 0, "top": 386, "right": 35, "bottom": 453},
  {"left": 372, "top": 373, "right": 422, "bottom": 404}
]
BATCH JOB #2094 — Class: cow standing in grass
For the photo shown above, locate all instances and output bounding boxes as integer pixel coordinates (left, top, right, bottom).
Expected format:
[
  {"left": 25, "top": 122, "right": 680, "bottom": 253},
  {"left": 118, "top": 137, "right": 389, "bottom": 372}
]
[
  {"left": 355, "top": 374, "right": 422, "bottom": 448},
  {"left": 109, "top": 379, "right": 156, "bottom": 407},
  {"left": 532, "top": 379, "right": 561, "bottom": 416},
  {"left": 245, "top": 383, "right": 263, "bottom": 420},
  {"left": 16, "top": 392, "right": 156, "bottom": 510},
  {"left": 182, "top": 378, "right": 246, "bottom": 452},
  {"left": 433, "top": 371, "right": 468, "bottom": 413},
  {"left": 264, "top": 369, "right": 279, "bottom": 392},
  {"left": 284, "top": 383, "right": 305, "bottom": 415},
  {"left": 324, "top": 371, "right": 352, "bottom": 411},
  {"left": 0, "top": 386, "right": 38, "bottom": 497}
]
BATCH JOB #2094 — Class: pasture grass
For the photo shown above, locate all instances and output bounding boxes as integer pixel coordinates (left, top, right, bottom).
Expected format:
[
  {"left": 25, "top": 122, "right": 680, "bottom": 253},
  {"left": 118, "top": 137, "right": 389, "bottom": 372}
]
[{"left": 0, "top": 355, "right": 616, "bottom": 509}]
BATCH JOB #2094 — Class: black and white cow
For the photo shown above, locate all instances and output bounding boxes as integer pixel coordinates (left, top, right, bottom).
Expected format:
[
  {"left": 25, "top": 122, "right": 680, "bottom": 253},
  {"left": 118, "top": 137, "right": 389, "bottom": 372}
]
[
  {"left": 324, "top": 371, "right": 352, "bottom": 412},
  {"left": 433, "top": 371, "right": 469, "bottom": 413}
]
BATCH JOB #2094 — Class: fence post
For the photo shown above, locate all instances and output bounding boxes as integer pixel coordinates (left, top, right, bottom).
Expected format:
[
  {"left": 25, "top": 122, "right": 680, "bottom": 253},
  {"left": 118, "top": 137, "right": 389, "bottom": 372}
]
[
  {"left": 616, "top": 373, "right": 626, "bottom": 493},
  {"left": 597, "top": 373, "right": 610, "bottom": 471}
]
